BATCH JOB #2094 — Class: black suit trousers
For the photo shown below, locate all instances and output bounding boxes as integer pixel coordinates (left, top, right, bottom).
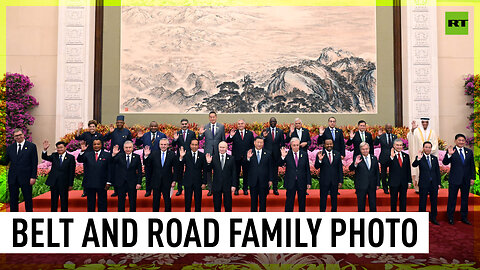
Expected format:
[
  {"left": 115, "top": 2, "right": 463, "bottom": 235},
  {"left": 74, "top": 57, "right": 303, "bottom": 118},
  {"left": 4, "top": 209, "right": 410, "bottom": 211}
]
[
  {"left": 356, "top": 187, "right": 376, "bottom": 212},
  {"left": 320, "top": 182, "right": 338, "bottom": 212},
  {"left": 9, "top": 182, "right": 33, "bottom": 212},
  {"left": 419, "top": 185, "right": 438, "bottom": 219},
  {"left": 50, "top": 185, "right": 69, "bottom": 212},
  {"left": 390, "top": 185, "right": 408, "bottom": 212},
  {"left": 213, "top": 190, "right": 232, "bottom": 212},
  {"left": 85, "top": 187, "right": 107, "bottom": 212},
  {"left": 117, "top": 183, "right": 138, "bottom": 212},
  {"left": 250, "top": 186, "right": 268, "bottom": 212},
  {"left": 184, "top": 185, "right": 203, "bottom": 212},
  {"left": 153, "top": 185, "right": 172, "bottom": 212}
]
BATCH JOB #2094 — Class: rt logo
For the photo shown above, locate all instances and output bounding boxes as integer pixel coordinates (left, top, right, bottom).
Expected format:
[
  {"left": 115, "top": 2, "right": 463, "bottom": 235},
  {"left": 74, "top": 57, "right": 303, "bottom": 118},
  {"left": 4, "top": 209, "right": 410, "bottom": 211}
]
[{"left": 445, "top": 12, "right": 468, "bottom": 35}]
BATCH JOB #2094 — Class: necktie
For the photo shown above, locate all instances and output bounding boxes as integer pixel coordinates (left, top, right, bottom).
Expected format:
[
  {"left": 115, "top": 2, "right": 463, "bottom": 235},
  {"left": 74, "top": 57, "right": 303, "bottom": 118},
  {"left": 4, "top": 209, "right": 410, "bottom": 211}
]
[
  {"left": 193, "top": 152, "right": 196, "bottom": 164},
  {"left": 127, "top": 155, "right": 130, "bottom": 168},
  {"left": 151, "top": 133, "right": 156, "bottom": 144},
  {"left": 365, "top": 156, "right": 370, "bottom": 169},
  {"left": 212, "top": 124, "right": 215, "bottom": 137},
  {"left": 183, "top": 130, "right": 187, "bottom": 141},
  {"left": 331, "top": 128, "right": 335, "bottom": 141},
  {"left": 427, "top": 156, "right": 431, "bottom": 169},
  {"left": 386, "top": 134, "right": 389, "bottom": 145},
  {"left": 95, "top": 152, "right": 99, "bottom": 161},
  {"left": 361, "top": 132, "right": 365, "bottom": 142},
  {"left": 17, "top": 144, "right": 21, "bottom": 154},
  {"left": 161, "top": 152, "right": 165, "bottom": 167},
  {"left": 241, "top": 130, "right": 244, "bottom": 140},
  {"left": 294, "top": 152, "right": 298, "bottom": 167},
  {"left": 459, "top": 148, "right": 465, "bottom": 163},
  {"left": 257, "top": 150, "right": 261, "bottom": 164},
  {"left": 397, "top": 153, "right": 402, "bottom": 167},
  {"left": 328, "top": 152, "right": 332, "bottom": 164},
  {"left": 221, "top": 155, "right": 225, "bottom": 169},
  {"left": 271, "top": 128, "right": 275, "bottom": 141},
  {"left": 59, "top": 155, "right": 63, "bottom": 165}
]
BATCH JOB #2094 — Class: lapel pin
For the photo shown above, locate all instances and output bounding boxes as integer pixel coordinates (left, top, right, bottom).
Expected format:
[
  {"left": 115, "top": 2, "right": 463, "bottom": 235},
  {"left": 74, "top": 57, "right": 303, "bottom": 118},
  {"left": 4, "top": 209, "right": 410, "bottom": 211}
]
[{"left": 24, "top": 147, "right": 27, "bottom": 150}]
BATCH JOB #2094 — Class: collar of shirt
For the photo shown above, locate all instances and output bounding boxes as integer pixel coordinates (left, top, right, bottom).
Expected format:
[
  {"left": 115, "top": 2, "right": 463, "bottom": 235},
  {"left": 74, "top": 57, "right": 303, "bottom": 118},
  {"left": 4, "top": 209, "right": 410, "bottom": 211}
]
[
  {"left": 325, "top": 150, "right": 333, "bottom": 155},
  {"left": 95, "top": 150, "right": 101, "bottom": 155},
  {"left": 363, "top": 154, "right": 370, "bottom": 160},
  {"left": 18, "top": 141, "right": 25, "bottom": 148},
  {"left": 456, "top": 146, "right": 464, "bottom": 152},
  {"left": 161, "top": 150, "right": 167, "bottom": 155},
  {"left": 293, "top": 151, "right": 299, "bottom": 156},
  {"left": 58, "top": 153, "right": 64, "bottom": 159},
  {"left": 296, "top": 129, "right": 302, "bottom": 133},
  {"left": 424, "top": 154, "right": 431, "bottom": 159},
  {"left": 330, "top": 128, "right": 335, "bottom": 132}
]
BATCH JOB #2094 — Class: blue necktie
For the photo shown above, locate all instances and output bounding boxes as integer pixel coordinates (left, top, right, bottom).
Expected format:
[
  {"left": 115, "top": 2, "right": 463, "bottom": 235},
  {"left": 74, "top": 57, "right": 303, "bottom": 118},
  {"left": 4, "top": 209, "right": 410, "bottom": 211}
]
[
  {"left": 211, "top": 124, "right": 215, "bottom": 137},
  {"left": 365, "top": 156, "right": 370, "bottom": 170},
  {"left": 459, "top": 148, "right": 465, "bottom": 164},
  {"left": 331, "top": 128, "right": 335, "bottom": 141},
  {"left": 59, "top": 155, "right": 63, "bottom": 166},
  {"left": 257, "top": 151, "right": 261, "bottom": 164},
  {"left": 161, "top": 152, "right": 165, "bottom": 166},
  {"left": 427, "top": 156, "right": 431, "bottom": 169},
  {"left": 127, "top": 155, "right": 131, "bottom": 168}
]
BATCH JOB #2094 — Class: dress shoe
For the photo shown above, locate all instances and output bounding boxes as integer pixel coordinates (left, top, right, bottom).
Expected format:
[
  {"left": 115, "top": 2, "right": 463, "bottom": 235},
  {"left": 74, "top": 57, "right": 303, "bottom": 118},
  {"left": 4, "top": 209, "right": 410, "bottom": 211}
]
[
  {"left": 234, "top": 190, "right": 239, "bottom": 195},
  {"left": 384, "top": 190, "right": 389, "bottom": 194},
  {"left": 273, "top": 190, "right": 279, "bottom": 195},
  {"left": 207, "top": 191, "right": 212, "bottom": 196},
  {"left": 337, "top": 191, "right": 341, "bottom": 195},
  {"left": 111, "top": 192, "right": 118, "bottom": 197},
  {"left": 175, "top": 190, "right": 182, "bottom": 196},
  {"left": 81, "top": 192, "right": 86, "bottom": 197},
  {"left": 415, "top": 190, "right": 420, "bottom": 194},
  {"left": 144, "top": 191, "right": 151, "bottom": 197},
  {"left": 430, "top": 219, "right": 439, "bottom": 225},
  {"left": 461, "top": 219, "right": 471, "bottom": 225},
  {"left": 448, "top": 219, "right": 454, "bottom": 225},
  {"left": 244, "top": 190, "right": 248, "bottom": 195},
  {"left": 306, "top": 191, "right": 309, "bottom": 195}
]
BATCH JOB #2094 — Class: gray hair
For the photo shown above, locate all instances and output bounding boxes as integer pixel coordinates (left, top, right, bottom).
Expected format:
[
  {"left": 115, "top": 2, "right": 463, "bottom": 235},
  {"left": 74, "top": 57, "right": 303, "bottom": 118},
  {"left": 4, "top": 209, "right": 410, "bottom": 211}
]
[
  {"left": 359, "top": 142, "right": 370, "bottom": 149},
  {"left": 290, "top": 137, "right": 300, "bottom": 144},
  {"left": 294, "top": 118, "right": 302, "bottom": 123},
  {"left": 159, "top": 138, "right": 169, "bottom": 144},
  {"left": 393, "top": 138, "right": 404, "bottom": 145},
  {"left": 124, "top": 140, "right": 134, "bottom": 146}
]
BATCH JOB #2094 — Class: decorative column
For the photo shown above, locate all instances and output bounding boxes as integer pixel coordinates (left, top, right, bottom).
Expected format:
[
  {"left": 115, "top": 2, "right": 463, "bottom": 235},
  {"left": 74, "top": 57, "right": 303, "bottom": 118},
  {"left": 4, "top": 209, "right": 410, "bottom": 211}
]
[
  {"left": 55, "top": 0, "right": 95, "bottom": 140},
  {"left": 403, "top": 0, "right": 439, "bottom": 132}
]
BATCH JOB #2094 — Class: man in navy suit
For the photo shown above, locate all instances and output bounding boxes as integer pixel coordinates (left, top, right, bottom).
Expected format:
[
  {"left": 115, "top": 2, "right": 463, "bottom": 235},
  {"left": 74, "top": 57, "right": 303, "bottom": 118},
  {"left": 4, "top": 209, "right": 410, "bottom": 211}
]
[
  {"left": 279, "top": 138, "right": 312, "bottom": 212},
  {"left": 77, "top": 139, "right": 112, "bottom": 212},
  {"left": 226, "top": 119, "right": 255, "bottom": 196},
  {"left": 135, "top": 121, "right": 166, "bottom": 197},
  {"left": 314, "top": 139, "right": 343, "bottom": 212},
  {"left": 443, "top": 134, "right": 475, "bottom": 225},
  {"left": 42, "top": 140, "right": 75, "bottom": 212},
  {"left": 205, "top": 141, "right": 237, "bottom": 212},
  {"left": 347, "top": 120, "right": 374, "bottom": 157},
  {"left": 374, "top": 124, "right": 397, "bottom": 194},
  {"left": 286, "top": 118, "right": 311, "bottom": 153},
  {"left": 178, "top": 139, "right": 208, "bottom": 212},
  {"left": 246, "top": 137, "right": 273, "bottom": 212},
  {"left": 318, "top": 117, "right": 346, "bottom": 158},
  {"left": 111, "top": 141, "right": 142, "bottom": 212},
  {"left": 172, "top": 119, "right": 197, "bottom": 196},
  {"left": 386, "top": 139, "right": 412, "bottom": 212},
  {"left": 3, "top": 129, "right": 38, "bottom": 212},
  {"left": 412, "top": 141, "right": 441, "bottom": 225},
  {"left": 262, "top": 117, "right": 285, "bottom": 195},
  {"left": 349, "top": 142, "right": 379, "bottom": 212},
  {"left": 143, "top": 138, "right": 178, "bottom": 212}
]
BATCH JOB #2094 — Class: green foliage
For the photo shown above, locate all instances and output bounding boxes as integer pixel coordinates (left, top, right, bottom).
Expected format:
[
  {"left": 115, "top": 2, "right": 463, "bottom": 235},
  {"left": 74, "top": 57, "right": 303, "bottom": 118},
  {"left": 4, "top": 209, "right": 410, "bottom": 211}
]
[{"left": 342, "top": 177, "right": 355, "bottom": 189}]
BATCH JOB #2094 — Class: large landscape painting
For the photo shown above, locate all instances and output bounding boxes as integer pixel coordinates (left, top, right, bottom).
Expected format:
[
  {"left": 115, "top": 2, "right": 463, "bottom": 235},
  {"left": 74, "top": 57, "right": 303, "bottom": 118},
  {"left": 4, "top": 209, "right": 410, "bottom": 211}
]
[{"left": 120, "top": 6, "right": 377, "bottom": 113}]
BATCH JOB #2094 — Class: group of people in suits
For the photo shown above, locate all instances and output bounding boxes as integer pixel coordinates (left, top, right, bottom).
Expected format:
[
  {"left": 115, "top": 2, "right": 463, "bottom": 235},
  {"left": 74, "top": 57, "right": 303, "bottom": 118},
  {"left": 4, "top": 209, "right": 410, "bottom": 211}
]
[{"left": 3, "top": 114, "right": 476, "bottom": 226}]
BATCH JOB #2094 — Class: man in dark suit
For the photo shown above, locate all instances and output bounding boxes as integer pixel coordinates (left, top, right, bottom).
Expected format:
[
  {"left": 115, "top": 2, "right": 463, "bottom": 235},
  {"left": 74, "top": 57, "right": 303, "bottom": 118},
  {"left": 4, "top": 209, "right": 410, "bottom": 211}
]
[
  {"left": 317, "top": 117, "right": 346, "bottom": 158},
  {"left": 77, "top": 139, "right": 112, "bottom": 212},
  {"left": 286, "top": 118, "right": 311, "bottom": 152},
  {"left": 198, "top": 111, "right": 225, "bottom": 196},
  {"left": 262, "top": 117, "right": 285, "bottom": 195},
  {"left": 346, "top": 120, "right": 374, "bottom": 157},
  {"left": 279, "top": 138, "right": 312, "bottom": 212},
  {"left": 172, "top": 118, "right": 197, "bottom": 196},
  {"left": 246, "top": 137, "right": 273, "bottom": 212},
  {"left": 443, "top": 134, "right": 475, "bottom": 225},
  {"left": 206, "top": 141, "right": 237, "bottom": 212},
  {"left": 374, "top": 124, "right": 397, "bottom": 194},
  {"left": 314, "top": 139, "right": 343, "bottom": 212},
  {"left": 3, "top": 129, "right": 38, "bottom": 212},
  {"left": 135, "top": 121, "right": 166, "bottom": 197},
  {"left": 226, "top": 119, "right": 254, "bottom": 196},
  {"left": 178, "top": 139, "right": 208, "bottom": 212},
  {"left": 386, "top": 139, "right": 412, "bottom": 212},
  {"left": 111, "top": 141, "right": 142, "bottom": 212},
  {"left": 349, "top": 142, "right": 379, "bottom": 212},
  {"left": 143, "top": 138, "right": 178, "bottom": 212},
  {"left": 412, "top": 141, "right": 441, "bottom": 225},
  {"left": 42, "top": 140, "right": 75, "bottom": 212}
]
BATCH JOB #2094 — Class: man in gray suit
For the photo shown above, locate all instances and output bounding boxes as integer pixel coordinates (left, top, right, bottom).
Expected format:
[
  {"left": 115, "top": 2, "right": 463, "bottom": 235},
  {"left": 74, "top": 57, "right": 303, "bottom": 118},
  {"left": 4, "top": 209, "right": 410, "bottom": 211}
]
[{"left": 198, "top": 111, "right": 225, "bottom": 196}]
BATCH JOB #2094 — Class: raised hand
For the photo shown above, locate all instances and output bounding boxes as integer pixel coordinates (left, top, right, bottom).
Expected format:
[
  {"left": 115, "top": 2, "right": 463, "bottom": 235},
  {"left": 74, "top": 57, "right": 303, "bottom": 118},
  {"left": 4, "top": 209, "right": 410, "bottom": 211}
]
[
  {"left": 112, "top": 145, "right": 120, "bottom": 156},
  {"left": 317, "top": 151, "right": 325, "bottom": 160},
  {"left": 179, "top": 146, "right": 186, "bottom": 158},
  {"left": 144, "top": 145, "right": 151, "bottom": 157},
  {"left": 80, "top": 141, "right": 88, "bottom": 152},
  {"left": 411, "top": 120, "right": 417, "bottom": 131},
  {"left": 354, "top": 155, "right": 362, "bottom": 166},
  {"left": 173, "top": 132, "right": 179, "bottom": 140},
  {"left": 262, "top": 129, "right": 268, "bottom": 137},
  {"left": 447, "top": 145, "right": 455, "bottom": 155},
  {"left": 247, "top": 149, "right": 253, "bottom": 159},
  {"left": 417, "top": 150, "right": 423, "bottom": 160},
  {"left": 136, "top": 184, "right": 141, "bottom": 190},
  {"left": 289, "top": 124, "right": 295, "bottom": 134},
  {"left": 280, "top": 147, "right": 288, "bottom": 158},
  {"left": 205, "top": 153, "right": 212, "bottom": 163},
  {"left": 349, "top": 129, "right": 355, "bottom": 139},
  {"left": 390, "top": 147, "right": 395, "bottom": 158},
  {"left": 230, "top": 128, "right": 236, "bottom": 137},
  {"left": 199, "top": 126, "right": 205, "bottom": 134},
  {"left": 137, "top": 129, "right": 144, "bottom": 138},
  {"left": 43, "top": 139, "right": 50, "bottom": 151},
  {"left": 319, "top": 126, "right": 325, "bottom": 135},
  {"left": 77, "top": 122, "right": 84, "bottom": 130},
  {"left": 377, "top": 128, "right": 383, "bottom": 136},
  {"left": 109, "top": 124, "right": 115, "bottom": 133}
]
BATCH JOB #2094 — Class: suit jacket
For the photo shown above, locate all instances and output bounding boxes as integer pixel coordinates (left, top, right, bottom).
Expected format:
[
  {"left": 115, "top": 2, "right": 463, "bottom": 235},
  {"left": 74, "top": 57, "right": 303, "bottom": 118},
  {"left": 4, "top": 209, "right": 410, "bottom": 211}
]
[
  {"left": 314, "top": 150, "right": 343, "bottom": 187},
  {"left": 77, "top": 150, "right": 111, "bottom": 189},
  {"left": 346, "top": 131, "right": 374, "bottom": 157},
  {"left": 172, "top": 129, "right": 196, "bottom": 152},
  {"left": 199, "top": 123, "right": 225, "bottom": 155},
  {"left": 386, "top": 152, "right": 412, "bottom": 188},
  {"left": 103, "top": 128, "right": 132, "bottom": 152},
  {"left": 412, "top": 155, "right": 441, "bottom": 189},
  {"left": 317, "top": 128, "right": 346, "bottom": 157},
  {"left": 179, "top": 151, "right": 208, "bottom": 188},
  {"left": 207, "top": 153, "right": 237, "bottom": 192},
  {"left": 442, "top": 147, "right": 475, "bottom": 185},
  {"left": 349, "top": 155, "right": 380, "bottom": 190},
  {"left": 75, "top": 132, "right": 103, "bottom": 152},
  {"left": 112, "top": 152, "right": 142, "bottom": 188},
  {"left": 144, "top": 150, "right": 178, "bottom": 189},
  {"left": 279, "top": 150, "right": 312, "bottom": 191},
  {"left": 4, "top": 141, "right": 38, "bottom": 185},
  {"left": 226, "top": 129, "right": 255, "bottom": 161},
  {"left": 286, "top": 128, "right": 311, "bottom": 152},
  {"left": 135, "top": 131, "right": 167, "bottom": 152},
  {"left": 263, "top": 127, "right": 285, "bottom": 160},
  {"left": 42, "top": 152, "right": 75, "bottom": 188},
  {"left": 246, "top": 149, "right": 274, "bottom": 188},
  {"left": 374, "top": 133, "right": 397, "bottom": 164}
]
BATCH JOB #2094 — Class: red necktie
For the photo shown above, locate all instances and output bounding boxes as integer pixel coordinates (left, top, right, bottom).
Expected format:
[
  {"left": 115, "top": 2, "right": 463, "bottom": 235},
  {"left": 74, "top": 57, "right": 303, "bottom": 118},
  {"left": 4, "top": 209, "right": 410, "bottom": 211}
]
[
  {"left": 329, "top": 152, "right": 332, "bottom": 164},
  {"left": 241, "top": 131, "right": 244, "bottom": 140},
  {"left": 397, "top": 153, "right": 402, "bottom": 167},
  {"left": 95, "top": 152, "right": 99, "bottom": 161},
  {"left": 183, "top": 130, "right": 186, "bottom": 141},
  {"left": 272, "top": 129, "right": 275, "bottom": 141}
]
